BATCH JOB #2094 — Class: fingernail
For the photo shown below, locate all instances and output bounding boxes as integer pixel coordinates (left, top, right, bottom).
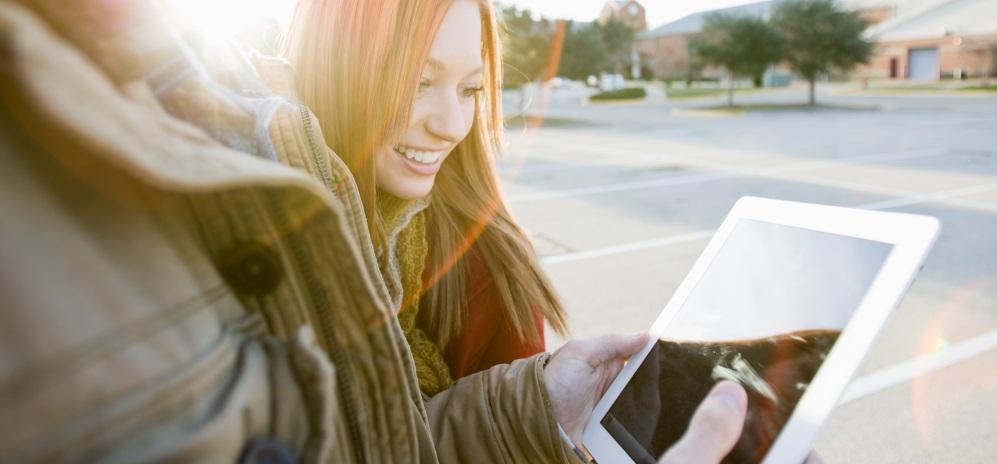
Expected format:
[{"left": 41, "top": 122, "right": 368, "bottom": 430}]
[
  {"left": 714, "top": 382, "right": 746, "bottom": 412},
  {"left": 717, "top": 391, "right": 742, "bottom": 412}
]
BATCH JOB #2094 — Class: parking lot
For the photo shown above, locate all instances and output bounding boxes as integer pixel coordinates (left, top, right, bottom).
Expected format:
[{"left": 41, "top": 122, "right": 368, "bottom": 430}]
[{"left": 499, "top": 83, "right": 997, "bottom": 462}]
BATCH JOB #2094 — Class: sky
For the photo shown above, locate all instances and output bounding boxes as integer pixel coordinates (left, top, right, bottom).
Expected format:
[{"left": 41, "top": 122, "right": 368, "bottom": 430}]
[
  {"left": 501, "top": 0, "right": 766, "bottom": 29},
  {"left": 165, "top": 0, "right": 769, "bottom": 40}
]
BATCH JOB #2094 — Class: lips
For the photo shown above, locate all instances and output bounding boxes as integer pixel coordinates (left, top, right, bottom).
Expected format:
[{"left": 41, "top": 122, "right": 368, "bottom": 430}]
[
  {"left": 397, "top": 145, "right": 447, "bottom": 163},
  {"left": 394, "top": 145, "right": 447, "bottom": 175}
]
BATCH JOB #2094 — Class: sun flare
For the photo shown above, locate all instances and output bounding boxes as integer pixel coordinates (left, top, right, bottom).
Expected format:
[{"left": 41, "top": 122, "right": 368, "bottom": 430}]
[{"left": 165, "top": 0, "right": 295, "bottom": 43}]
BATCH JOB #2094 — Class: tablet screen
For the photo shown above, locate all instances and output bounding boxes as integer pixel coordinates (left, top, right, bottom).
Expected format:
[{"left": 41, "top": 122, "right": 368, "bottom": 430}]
[{"left": 600, "top": 219, "right": 893, "bottom": 464}]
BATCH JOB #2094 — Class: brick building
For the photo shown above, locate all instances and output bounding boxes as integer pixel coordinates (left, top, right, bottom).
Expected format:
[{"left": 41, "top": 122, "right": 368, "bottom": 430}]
[
  {"left": 598, "top": 0, "right": 647, "bottom": 31},
  {"left": 860, "top": 0, "right": 997, "bottom": 80},
  {"left": 634, "top": 0, "right": 996, "bottom": 82},
  {"left": 634, "top": 1, "right": 775, "bottom": 81}
]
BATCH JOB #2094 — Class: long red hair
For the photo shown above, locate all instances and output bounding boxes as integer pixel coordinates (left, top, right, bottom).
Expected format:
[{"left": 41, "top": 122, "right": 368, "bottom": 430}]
[{"left": 283, "top": 0, "right": 567, "bottom": 347}]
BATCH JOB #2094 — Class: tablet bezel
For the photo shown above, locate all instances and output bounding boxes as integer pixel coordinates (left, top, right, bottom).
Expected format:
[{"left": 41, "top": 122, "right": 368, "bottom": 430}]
[{"left": 583, "top": 196, "right": 939, "bottom": 464}]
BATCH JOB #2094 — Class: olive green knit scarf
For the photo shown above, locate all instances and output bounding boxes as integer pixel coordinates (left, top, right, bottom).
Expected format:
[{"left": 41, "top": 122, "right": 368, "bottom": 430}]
[{"left": 377, "top": 193, "right": 454, "bottom": 396}]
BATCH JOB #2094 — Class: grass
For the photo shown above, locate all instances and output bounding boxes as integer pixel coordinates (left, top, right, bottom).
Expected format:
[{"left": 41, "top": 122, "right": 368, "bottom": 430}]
[
  {"left": 589, "top": 87, "right": 647, "bottom": 101},
  {"left": 865, "top": 84, "right": 944, "bottom": 92},
  {"left": 960, "top": 84, "right": 997, "bottom": 92},
  {"left": 503, "top": 114, "right": 594, "bottom": 129},
  {"left": 676, "top": 102, "right": 880, "bottom": 116},
  {"left": 862, "top": 82, "right": 997, "bottom": 93},
  {"left": 665, "top": 88, "right": 727, "bottom": 99},
  {"left": 664, "top": 86, "right": 763, "bottom": 99}
]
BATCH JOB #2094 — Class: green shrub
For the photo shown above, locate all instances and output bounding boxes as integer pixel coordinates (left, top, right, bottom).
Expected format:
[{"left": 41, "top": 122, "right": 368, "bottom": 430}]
[
  {"left": 962, "top": 84, "right": 997, "bottom": 92},
  {"left": 589, "top": 87, "right": 646, "bottom": 101}
]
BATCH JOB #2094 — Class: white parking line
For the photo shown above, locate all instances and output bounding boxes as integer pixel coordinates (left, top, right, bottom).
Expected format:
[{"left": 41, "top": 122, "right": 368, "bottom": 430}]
[
  {"left": 541, "top": 231, "right": 715, "bottom": 265},
  {"left": 856, "top": 183, "right": 997, "bottom": 210},
  {"left": 508, "top": 147, "right": 948, "bottom": 203},
  {"left": 540, "top": 181, "right": 997, "bottom": 265},
  {"left": 750, "top": 170, "right": 997, "bottom": 214},
  {"left": 510, "top": 172, "right": 742, "bottom": 202},
  {"left": 839, "top": 329, "right": 997, "bottom": 405}
]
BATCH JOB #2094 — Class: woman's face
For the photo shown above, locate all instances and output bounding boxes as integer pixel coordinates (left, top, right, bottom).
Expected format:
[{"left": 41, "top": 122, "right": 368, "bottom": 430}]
[{"left": 374, "top": 0, "right": 483, "bottom": 200}]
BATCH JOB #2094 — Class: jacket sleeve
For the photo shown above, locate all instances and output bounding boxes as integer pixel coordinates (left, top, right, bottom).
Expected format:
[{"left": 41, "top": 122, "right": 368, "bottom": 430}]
[{"left": 425, "top": 353, "right": 585, "bottom": 463}]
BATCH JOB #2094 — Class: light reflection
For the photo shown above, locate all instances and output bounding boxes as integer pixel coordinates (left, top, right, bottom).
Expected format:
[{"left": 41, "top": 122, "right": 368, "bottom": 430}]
[
  {"left": 164, "top": 0, "right": 294, "bottom": 44},
  {"left": 911, "top": 276, "right": 990, "bottom": 446}
]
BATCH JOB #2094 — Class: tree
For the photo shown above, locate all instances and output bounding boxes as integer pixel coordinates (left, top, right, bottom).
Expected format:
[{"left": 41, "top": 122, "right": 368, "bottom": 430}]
[
  {"left": 599, "top": 18, "right": 636, "bottom": 75},
  {"left": 501, "top": 6, "right": 553, "bottom": 88},
  {"left": 500, "top": 6, "right": 554, "bottom": 113},
  {"left": 772, "top": 0, "right": 872, "bottom": 105},
  {"left": 689, "top": 14, "right": 784, "bottom": 106},
  {"left": 558, "top": 21, "right": 608, "bottom": 80},
  {"left": 558, "top": 18, "right": 635, "bottom": 82}
]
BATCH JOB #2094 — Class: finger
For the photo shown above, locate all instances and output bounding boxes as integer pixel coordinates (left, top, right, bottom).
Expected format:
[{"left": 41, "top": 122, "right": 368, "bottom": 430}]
[
  {"left": 585, "top": 332, "right": 649, "bottom": 366},
  {"left": 598, "top": 359, "right": 626, "bottom": 391},
  {"left": 659, "top": 381, "right": 748, "bottom": 464}
]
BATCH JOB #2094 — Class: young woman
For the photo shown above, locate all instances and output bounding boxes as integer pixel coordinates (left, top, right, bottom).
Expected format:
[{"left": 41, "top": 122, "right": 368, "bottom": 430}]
[{"left": 281, "top": 0, "right": 568, "bottom": 395}]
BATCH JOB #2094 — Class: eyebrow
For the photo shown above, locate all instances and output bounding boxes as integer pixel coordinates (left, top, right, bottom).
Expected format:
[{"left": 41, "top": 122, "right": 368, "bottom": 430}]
[{"left": 427, "top": 58, "right": 484, "bottom": 79}]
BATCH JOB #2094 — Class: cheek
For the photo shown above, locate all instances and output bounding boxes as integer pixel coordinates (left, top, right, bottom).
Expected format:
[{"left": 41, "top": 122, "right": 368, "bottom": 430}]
[
  {"left": 460, "top": 100, "right": 476, "bottom": 137},
  {"left": 373, "top": 147, "right": 393, "bottom": 187}
]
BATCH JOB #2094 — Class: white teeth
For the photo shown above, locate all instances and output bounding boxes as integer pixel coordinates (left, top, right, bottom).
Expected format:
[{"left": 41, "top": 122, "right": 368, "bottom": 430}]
[{"left": 396, "top": 146, "right": 443, "bottom": 164}]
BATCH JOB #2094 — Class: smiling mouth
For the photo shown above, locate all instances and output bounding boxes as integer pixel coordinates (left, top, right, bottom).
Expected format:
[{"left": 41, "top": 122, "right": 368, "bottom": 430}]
[{"left": 394, "top": 145, "right": 446, "bottom": 165}]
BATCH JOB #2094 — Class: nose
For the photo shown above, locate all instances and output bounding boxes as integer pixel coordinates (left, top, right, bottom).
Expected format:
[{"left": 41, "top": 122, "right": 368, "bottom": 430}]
[{"left": 424, "top": 90, "right": 469, "bottom": 144}]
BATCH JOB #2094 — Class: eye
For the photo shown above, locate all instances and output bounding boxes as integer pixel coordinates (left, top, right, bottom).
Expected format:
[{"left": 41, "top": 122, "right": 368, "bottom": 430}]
[
  {"left": 461, "top": 84, "right": 484, "bottom": 98},
  {"left": 418, "top": 78, "right": 432, "bottom": 94}
]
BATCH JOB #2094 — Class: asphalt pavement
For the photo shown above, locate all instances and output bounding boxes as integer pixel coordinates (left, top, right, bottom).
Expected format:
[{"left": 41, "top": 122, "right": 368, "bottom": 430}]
[{"left": 499, "top": 81, "right": 997, "bottom": 462}]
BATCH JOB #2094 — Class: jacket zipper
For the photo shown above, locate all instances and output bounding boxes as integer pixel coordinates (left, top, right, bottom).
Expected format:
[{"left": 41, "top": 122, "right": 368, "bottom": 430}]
[
  {"left": 298, "top": 104, "right": 391, "bottom": 308},
  {"left": 287, "top": 106, "right": 368, "bottom": 463},
  {"left": 298, "top": 104, "right": 337, "bottom": 193}
]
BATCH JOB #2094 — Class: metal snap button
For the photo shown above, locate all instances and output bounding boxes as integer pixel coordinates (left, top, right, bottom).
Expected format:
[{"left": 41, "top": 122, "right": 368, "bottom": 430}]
[{"left": 215, "top": 240, "right": 283, "bottom": 297}]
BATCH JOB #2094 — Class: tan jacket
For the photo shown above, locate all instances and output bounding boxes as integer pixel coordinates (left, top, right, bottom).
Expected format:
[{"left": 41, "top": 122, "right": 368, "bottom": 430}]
[{"left": 0, "top": 2, "right": 578, "bottom": 462}]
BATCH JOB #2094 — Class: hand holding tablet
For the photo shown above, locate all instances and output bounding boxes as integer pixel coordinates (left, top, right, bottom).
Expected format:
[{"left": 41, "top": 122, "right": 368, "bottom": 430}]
[
  {"left": 579, "top": 197, "right": 939, "bottom": 464},
  {"left": 656, "top": 380, "right": 749, "bottom": 463},
  {"left": 544, "top": 335, "right": 752, "bottom": 463}
]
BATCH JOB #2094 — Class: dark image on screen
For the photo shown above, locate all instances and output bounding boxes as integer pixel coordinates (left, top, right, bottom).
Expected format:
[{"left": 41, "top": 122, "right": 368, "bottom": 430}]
[{"left": 601, "top": 220, "right": 893, "bottom": 464}]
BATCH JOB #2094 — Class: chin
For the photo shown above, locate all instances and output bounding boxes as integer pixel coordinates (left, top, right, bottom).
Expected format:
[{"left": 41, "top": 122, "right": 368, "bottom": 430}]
[{"left": 385, "top": 177, "right": 435, "bottom": 200}]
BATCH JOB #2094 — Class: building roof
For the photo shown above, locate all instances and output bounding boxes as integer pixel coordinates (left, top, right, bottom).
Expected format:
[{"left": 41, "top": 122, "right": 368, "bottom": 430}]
[
  {"left": 867, "top": 0, "right": 997, "bottom": 41},
  {"left": 841, "top": 0, "right": 949, "bottom": 15},
  {"left": 638, "top": 0, "right": 967, "bottom": 40},
  {"left": 640, "top": 1, "right": 778, "bottom": 38},
  {"left": 840, "top": 0, "right": 906, "bottom": 9},
  {"left": 605, "top": 0, "right": 642, "bottom": 13}
]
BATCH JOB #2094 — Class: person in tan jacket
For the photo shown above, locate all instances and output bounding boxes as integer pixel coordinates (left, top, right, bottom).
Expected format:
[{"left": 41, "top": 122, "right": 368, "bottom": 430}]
[{"left": 0, "top": 0, "right": 748, "bottom": 462}]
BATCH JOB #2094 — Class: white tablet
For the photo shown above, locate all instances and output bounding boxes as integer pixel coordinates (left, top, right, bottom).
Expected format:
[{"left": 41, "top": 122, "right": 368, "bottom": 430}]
[{"left": 583, "top": 197, "right": 939, "bottom": 464}]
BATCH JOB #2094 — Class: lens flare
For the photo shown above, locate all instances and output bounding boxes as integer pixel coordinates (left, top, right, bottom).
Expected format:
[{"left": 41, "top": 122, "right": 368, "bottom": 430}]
[
  {"left": 165, "top": 0, "right": 294, "bottom": 43},
  {"left": 911, "top": 276, "right": 992, "bottom": 445}
]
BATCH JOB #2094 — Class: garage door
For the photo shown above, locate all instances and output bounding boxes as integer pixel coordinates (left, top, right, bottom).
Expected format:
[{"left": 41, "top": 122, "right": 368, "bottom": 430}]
[{"left": 908, "top": 47, "right": 939, "bottom": 80}]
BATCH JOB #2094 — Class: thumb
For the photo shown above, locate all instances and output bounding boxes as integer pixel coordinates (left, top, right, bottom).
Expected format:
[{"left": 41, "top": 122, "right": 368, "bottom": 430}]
[
  {"left": 659, "top": 381, "right": 748, "bottom": 464},
  {"left": 587, "top": 332, "right": 649, "bottom": 366}
]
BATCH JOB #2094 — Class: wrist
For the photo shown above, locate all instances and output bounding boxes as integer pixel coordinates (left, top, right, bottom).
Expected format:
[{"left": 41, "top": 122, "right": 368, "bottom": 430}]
[
  {"left": 542, "top": 352, "right": 592, "bottom": 463},
  {"left": 557, "top": 421, "right": 594, "bottom": 463}
]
